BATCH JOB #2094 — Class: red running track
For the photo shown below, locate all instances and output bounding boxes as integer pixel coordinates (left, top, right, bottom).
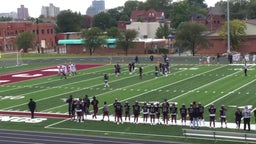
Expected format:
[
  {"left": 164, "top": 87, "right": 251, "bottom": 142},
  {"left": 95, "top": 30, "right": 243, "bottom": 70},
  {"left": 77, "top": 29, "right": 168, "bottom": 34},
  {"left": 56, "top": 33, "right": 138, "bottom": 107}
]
[{"left": 0, "top": 64, "right": 103, "bottom": 85}]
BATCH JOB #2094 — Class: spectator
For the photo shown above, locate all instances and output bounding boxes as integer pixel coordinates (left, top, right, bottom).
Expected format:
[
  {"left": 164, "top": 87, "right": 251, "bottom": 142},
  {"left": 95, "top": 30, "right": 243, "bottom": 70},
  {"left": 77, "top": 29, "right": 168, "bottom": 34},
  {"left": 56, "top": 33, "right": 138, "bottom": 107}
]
[
  {"left": 91, "top": 96, "right": 99, "bottom": 119},
  {"left": 66, "top": 95, "right": 73, "bottom": 117},
  {"left": 235, "top": 108, "right": 242, "bottom": 129},
  {"left": 28, "top": 98, "right": 36, "bottom": 119},
  {"left": 102, "top": 101, "right": 109, "bottom": 121},
  {"left": 242, "top": 106, "right": 251, "bottom": 131}
]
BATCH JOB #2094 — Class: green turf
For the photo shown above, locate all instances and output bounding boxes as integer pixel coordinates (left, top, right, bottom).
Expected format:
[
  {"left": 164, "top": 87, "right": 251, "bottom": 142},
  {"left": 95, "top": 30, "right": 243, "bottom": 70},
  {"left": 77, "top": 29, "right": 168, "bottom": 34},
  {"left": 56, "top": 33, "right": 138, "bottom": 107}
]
[{"left": 1, "top": 56, "right": 256, "bottom": 144}]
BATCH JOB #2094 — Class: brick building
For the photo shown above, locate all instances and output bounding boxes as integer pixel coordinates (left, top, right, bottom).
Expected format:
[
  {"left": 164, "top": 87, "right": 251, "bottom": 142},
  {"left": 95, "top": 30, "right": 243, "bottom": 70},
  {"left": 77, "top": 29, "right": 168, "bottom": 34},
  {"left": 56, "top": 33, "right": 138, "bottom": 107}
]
[
  {"left": 196, "top": 20, "right": 256, "bottom": 55},
  {"left": 0, "top": 21, "right": 56, "bottom": 52},
  {"left": 130, "top": 9, "right": 165, "bottom": 22}
]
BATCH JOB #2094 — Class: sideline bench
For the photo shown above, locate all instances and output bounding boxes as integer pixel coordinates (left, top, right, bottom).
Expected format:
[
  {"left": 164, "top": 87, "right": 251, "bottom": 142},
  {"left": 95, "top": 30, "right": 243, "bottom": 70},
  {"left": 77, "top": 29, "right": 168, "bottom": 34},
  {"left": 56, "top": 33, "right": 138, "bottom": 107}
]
[{"left": 182, "top": 129, "right": 256, "bottom": 143}]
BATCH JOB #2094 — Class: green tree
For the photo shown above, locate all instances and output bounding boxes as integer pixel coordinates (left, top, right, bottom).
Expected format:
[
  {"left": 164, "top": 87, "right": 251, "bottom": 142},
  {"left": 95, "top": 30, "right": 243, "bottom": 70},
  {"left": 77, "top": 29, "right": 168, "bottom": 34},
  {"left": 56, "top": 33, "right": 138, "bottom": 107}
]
[
  {"left": 117, "top": 29, "right": 138, "bottom": 56},
  {"left": 170, "top": 1, "right": 190, "bottom": 29},
  {"left": 56, "top": 10, "right": 83, "bottom": 32},
  {"left": 175, "top": 22, "right": 208, "bottom": 56},
  {"left": 0, "top": 16, "right": 13, "bottom": 21},
  {"left": 93, "top": 12, "right": 117, "bottom": 31},
  {"left": 219, "top": 19, "right": 247, "bottom": 51},
  {"left": 106, "top": 27, "right": 121, "bottom": 38},
  {"left": 123, "top": 1, "right": 145, "bottom": 17},
  {"left": 107, "top": 8, "right": 122, "bottom": 21},
  {"left": 144, "top": 0, "right": 172, "bottom": 18},
  {"left": 81, "top": 27, "right": 104, "bottom": 55},
  {"left": 247, "top": 0, "right": 256, "bottom": 19},
  {"left": 156, "top": 23, "right": 171, "bottom": 39},
  {"left": 15, "top": 32, "right": 35, "bottom": 52}
]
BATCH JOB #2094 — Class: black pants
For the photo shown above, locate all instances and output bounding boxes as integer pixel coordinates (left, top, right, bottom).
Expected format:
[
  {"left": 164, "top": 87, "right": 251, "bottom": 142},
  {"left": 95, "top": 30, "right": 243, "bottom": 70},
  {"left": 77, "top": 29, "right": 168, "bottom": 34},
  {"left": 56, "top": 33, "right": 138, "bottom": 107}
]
[
  {"left": 30, "top": 110, "right": 35, "bottom": 119},
  {"left": 244, "top": 118, "right": 250, "bottom": 131}
]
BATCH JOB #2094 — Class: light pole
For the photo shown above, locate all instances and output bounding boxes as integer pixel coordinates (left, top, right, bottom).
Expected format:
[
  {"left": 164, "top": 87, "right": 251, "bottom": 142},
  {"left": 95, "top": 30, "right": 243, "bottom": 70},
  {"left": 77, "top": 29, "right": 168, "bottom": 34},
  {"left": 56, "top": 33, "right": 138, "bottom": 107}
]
[
  {"left": 3, "top": 29, "right": 6, "bottom": 52},
  {"left": 36, "top": 18, "right": 40, "bottom": 53},
  {"left": 227, "top": 0, "right": 230, "bottom": 53}
]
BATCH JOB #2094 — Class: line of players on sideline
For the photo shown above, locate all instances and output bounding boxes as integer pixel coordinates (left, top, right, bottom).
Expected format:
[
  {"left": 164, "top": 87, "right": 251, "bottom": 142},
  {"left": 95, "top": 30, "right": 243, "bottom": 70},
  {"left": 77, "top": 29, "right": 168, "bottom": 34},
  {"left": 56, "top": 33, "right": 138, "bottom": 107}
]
[{"left": 66, "top": 94, "right": 255, "bottom": 130}]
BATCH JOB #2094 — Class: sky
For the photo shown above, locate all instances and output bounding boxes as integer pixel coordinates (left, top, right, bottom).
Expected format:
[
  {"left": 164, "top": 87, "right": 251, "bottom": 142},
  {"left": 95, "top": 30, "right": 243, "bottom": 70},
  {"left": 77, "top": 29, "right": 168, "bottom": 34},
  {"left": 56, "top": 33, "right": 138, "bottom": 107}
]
[{"left": 0, "top": 0, "right": 217, "bottom": 18}]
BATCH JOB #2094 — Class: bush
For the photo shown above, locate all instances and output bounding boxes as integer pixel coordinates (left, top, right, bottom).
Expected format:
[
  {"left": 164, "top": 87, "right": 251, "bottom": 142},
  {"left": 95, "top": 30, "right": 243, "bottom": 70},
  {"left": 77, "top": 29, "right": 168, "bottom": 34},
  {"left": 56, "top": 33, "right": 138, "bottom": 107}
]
[{"left": 159, "top": 48, "right": 169, "bottom": 54}]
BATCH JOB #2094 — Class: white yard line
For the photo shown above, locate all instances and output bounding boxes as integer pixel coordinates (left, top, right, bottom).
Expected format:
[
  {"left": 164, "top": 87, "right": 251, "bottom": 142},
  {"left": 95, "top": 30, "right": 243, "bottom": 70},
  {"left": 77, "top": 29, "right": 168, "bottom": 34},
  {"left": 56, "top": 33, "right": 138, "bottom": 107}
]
[
  {"left": 205, "top": 79, "right": 256, "bottom": 107},
  {"left": 167, "top": 66, "right": 244, "bottom": 102},
  {"left": 0, "top": 66, "right": 114, "bottom": 93},
  {"left": 2, "top": 65, "right": 154, "bottom": 110},
  {"left": 43, "top": 65, "right": 222, "bottom": 113},
  {"left": 42, "top": 65, "right": 196, "bottom": 112}
]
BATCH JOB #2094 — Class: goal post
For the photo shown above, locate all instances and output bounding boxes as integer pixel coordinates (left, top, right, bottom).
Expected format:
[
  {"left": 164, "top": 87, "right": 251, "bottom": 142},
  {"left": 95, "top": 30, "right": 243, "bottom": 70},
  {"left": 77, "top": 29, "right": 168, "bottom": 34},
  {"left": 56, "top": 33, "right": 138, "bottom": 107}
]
[{"left": 0, "top": 52, "right": 25, "bottom": 68}]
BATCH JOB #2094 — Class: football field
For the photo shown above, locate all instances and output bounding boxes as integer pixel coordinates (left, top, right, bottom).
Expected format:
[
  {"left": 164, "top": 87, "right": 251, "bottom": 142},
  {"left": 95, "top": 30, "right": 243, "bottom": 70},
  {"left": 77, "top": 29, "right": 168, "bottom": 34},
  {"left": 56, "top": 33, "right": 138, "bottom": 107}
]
[{"left": 1, "top": 56, "right": 256, "bottom": 144}]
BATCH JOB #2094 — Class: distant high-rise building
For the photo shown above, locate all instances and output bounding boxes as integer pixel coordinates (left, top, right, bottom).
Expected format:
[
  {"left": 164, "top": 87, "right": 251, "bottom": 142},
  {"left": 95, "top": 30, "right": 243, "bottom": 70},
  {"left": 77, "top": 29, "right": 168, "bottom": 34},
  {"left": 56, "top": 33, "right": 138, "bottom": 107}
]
[
  {"left": 17, "top": 5, "right": 29, "bottom": 20},
  {"left": 86, "top": 0, "right": 105, "bottom": 17},
  {"left": 0, "top": 12, "right": 17, "bottom": 19},
  {"left": 41, "top": 3, "right": 60, "bottom": 17}
]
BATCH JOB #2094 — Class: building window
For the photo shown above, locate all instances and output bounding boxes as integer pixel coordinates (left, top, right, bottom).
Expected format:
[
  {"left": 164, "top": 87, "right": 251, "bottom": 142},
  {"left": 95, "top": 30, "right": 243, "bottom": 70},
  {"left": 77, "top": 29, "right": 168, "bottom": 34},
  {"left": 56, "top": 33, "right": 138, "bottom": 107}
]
[
  {"left": 47, "top": 29, "right": 49, "bottom": 34},
  {"left": 51, "top": 29, "right": 53, "bottom": 34},
  {"left": 41, "top": 29, "right": 44, "bottom": 34}
]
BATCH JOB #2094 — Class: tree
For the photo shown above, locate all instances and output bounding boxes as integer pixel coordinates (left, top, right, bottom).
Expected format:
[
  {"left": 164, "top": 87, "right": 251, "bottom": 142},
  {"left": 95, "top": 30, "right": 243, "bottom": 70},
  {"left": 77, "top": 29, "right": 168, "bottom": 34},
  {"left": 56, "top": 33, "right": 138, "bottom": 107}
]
[
  {"left": 170, "top": 1, "right": 190, "bottom": 29},
  {"left": 219, "top": 19, "right": 247, "bottom": 51},
  {"left": 123, "top": 1, "right": 145, "bottom": 17},
  {"left": 144, "top": 0, "right": 172, "bottom": 18},
  {"left": 82, "top": 15, "right": 93, "bottom": 29},
  {"left": 81, "top": 27, "right": 104, "bottom": 55},
  {"left": 56, "top": 10, "right": 83, "bottom": 32},
  {"left": 247, "top": 0, "right": 256, "bottom": 19},
  {"left": 0, "top": 16, "right": 13, "bottom": 21},
  {"left": 106, "top": 27, "right": 121, "bottom": 38},
  {"left": 15, "top": 32, "right": 35, "bottom": 52},
  {"left": 175, "top": 22, "right": 208, "bottom": 56},
  {"left": 156, "top": 23, "right": 171, "bottom": 39},
  {"left": 93, "top": 12, "right": 117, "bottom": 31},
  {"left": 117, "top": 29, "right": 138, "bottom": 56}
]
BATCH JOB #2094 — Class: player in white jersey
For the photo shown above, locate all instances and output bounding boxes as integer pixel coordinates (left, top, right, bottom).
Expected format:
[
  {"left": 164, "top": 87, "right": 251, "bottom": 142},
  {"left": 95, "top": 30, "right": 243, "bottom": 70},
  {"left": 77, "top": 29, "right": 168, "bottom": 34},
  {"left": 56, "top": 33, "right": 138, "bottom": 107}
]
[
  {"left": 57, "top": 65, "right": 61, "bottom": 75},
  {"left": 69, "top": 63, "right": 76, "bottom": 76},
  {"left": 61, "top": 64, "right": 68, "bottom": 79}
]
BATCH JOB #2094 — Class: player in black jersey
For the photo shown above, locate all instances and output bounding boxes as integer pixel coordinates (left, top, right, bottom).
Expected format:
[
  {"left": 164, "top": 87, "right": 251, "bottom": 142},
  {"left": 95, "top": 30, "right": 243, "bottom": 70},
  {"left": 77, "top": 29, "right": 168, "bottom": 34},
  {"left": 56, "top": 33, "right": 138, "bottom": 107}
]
[
  {"left": 155, "top": 103, "right": 161, "bottom": 124},
  {"left": 139, "top": 66, "right": 143, "bottom": 80},
  {"left": 154, "top": 66, "right": 159, "bottom": 78},
  {"left": 124, "top": 101, "right": 130, "bottom": 122},
  {"left": 142, "top": 102, "right": 149, "bottom": 123},
  {"left": 220, "top": 105, "right": 227, "bottom": 128},
  {"left": 133, "top": 101, "right": 140, "bottom": 124},
  {"left": 91, "top": 96, "right": 99, "bottom": 119},
  {"left": 162, "top": 99, "right": 170, "bottom": 125},
  {"left": 170, "top": 103, "right": 178, "bottom": 125},
  {"left": 104, "top": 74, "right": 109, "bottom": 87},
  {"left": 115, "top": 101, "right": 123, "bottom": 124},
  {"left": 208, "top": 104, "right": 216, "bottom": 128},
  {"left": 180, "top": 104, "right": 187, "bottom": 126},
  {"left": 149, "top": 103, "right": 156, "bottom": 125}
]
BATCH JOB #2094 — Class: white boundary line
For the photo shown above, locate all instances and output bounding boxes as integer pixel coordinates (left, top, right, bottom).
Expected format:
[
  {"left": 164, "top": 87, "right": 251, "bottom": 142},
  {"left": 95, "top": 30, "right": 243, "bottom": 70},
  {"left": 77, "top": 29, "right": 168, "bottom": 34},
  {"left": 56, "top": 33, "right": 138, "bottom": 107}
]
[
  {"left": 2, "top": 64, "right": 155, "bottom": 110},
  {"left": 0, "top": 65, "right": 114, "bottom": 93},
  {"left": 42, "top": 65, "right": 197, "bottom": 112},
  {"left": 168, "top": 65, "right": 245, "bottom": 102}
]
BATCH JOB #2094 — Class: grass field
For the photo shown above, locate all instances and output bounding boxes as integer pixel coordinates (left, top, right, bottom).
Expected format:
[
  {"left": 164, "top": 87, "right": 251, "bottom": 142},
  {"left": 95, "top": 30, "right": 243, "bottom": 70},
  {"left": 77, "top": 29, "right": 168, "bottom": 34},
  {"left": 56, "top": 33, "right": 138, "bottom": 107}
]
[{"left": 1, "top": 55, "right": 256, "bottom": 144}]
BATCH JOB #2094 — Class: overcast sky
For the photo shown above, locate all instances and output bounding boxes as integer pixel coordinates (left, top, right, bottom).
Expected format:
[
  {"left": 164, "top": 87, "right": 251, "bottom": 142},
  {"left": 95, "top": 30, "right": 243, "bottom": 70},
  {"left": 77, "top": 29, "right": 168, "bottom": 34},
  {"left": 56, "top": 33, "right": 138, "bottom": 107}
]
[{"left": 0, "top": 0, "right": 217, "bottom": 17}]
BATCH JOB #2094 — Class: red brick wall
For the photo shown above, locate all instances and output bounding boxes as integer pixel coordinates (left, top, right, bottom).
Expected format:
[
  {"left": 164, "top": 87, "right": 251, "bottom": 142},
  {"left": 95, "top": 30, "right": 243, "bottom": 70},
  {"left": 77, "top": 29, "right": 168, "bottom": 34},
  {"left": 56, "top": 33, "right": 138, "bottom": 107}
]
[{"left": 196, "top": 35, "right": 256, "bottom": 55}]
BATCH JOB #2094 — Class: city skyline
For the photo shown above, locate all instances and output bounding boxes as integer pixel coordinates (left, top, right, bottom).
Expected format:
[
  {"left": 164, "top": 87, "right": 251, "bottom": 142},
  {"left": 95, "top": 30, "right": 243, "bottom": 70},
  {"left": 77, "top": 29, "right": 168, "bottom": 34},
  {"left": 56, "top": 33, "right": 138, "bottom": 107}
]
[{"left": 0, "top": 0, "right": 216, "bottom": 18}]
